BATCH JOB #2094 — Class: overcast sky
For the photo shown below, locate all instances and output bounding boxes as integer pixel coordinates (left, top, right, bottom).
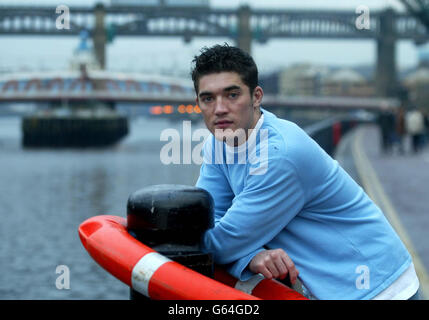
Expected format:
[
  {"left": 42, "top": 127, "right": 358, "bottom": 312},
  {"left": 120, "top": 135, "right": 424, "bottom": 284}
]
[{"left": 0, "top": 0, "right": 425, "bottom": 75}]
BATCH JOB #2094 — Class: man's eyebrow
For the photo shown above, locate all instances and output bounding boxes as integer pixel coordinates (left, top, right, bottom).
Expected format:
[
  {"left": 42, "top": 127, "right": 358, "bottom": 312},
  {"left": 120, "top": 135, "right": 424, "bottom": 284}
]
[
  {"left": 224, "top": 85, "right": 241, "bottom": 92},
  {"left": 198, "top": 85, "right": 242, "bottom": 98},
  {"left": 198, "top": 91, "right": 212, "bottom": 98}
]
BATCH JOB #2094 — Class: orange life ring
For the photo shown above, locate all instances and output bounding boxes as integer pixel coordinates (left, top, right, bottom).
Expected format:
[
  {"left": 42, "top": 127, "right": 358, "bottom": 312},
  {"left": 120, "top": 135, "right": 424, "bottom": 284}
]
[
  {"left": 214, "top": 268, "right": 308, "bottom": 300},
  {"left": 78, "top": 215, "right": 307, "bottom": 300}
]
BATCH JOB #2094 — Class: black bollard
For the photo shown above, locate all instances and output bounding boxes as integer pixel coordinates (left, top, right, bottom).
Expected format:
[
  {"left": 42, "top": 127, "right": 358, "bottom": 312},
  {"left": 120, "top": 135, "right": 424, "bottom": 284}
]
[{"left": 127, "top": 184, "right": 214, "bottom": 300}]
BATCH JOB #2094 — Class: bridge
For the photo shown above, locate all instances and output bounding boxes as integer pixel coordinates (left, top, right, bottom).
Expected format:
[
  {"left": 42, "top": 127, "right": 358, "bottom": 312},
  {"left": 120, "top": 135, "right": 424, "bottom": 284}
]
[
  {"left": 0, "top": 4, "right": 428, "bottom": 99},
  {"left": 1, "top": 5, "right": 428, "bottom": 41},
  {"left": 0, "top": 70, "right": 399, "bottom": 119},
  {"left": 0, "top": 70, "right": 195, "bottom": 96}
]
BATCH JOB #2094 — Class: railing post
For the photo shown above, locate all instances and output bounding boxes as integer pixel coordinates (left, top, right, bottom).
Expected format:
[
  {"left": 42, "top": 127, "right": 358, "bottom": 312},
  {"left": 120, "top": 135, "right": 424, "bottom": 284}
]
[{"left": 126, "top": 184, "right": 214, "bottom": 300}]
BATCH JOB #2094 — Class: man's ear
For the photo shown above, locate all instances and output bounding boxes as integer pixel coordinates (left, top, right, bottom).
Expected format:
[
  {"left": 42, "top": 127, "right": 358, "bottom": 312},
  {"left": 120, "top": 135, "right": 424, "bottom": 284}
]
[{"left": 253, "top": 86, "right": 264, "bottom": 107}]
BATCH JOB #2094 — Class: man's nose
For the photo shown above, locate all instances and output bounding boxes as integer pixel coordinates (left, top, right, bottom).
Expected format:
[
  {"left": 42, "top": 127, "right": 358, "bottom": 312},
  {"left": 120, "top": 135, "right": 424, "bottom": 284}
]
[{"left": 214, "top": 97, "right": 228, "bottom": 115}]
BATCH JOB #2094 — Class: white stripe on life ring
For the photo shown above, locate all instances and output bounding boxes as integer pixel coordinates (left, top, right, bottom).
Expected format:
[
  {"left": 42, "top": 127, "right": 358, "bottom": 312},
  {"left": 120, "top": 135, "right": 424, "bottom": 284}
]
[
  {"left": 234, "top": 274, "right": 265, "bottom": 294},
  {"left": 131, "top": 252, "right": 171, "bottom": 298}
]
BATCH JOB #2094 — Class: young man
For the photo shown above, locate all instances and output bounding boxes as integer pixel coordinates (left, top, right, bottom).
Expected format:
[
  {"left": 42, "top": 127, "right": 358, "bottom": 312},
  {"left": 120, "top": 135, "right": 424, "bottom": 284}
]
[{"left": 192, "top": 44, "right": 419, "bottom": 300}]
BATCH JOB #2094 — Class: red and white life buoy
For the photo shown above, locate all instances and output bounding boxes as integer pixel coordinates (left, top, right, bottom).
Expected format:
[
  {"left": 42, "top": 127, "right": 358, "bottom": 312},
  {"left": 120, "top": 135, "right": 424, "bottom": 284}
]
[
  {"left": 78, "top": 215, "right": 307, "bottom": 300},
  {"left": 214, "top": 268, "right": 308, "bottom": 300}
]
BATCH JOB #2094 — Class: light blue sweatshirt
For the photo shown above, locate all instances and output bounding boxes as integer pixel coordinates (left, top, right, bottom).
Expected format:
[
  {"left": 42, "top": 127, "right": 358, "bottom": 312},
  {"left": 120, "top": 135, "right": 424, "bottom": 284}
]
[{"left": 196, "top": 108, "right": 412, "bottom": 300}]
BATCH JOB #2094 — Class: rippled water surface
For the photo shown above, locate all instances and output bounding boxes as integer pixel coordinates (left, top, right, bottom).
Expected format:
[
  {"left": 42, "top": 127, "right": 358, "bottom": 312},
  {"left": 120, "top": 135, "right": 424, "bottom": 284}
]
[{"left": 0, "top": 116, "right": 202, "bottom": 299}]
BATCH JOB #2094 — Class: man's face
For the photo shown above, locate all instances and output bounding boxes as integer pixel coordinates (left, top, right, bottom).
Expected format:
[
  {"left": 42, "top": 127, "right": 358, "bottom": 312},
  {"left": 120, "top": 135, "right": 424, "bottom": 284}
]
[{"left": 196, "top": 72, "right": 263, "bottom": 145}]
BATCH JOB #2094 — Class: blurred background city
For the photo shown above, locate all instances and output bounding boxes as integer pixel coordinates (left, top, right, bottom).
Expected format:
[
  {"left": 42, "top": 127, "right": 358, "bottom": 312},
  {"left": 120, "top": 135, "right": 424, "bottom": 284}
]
[{"left": 0, "top": 0, "right": 428, "bottom": 300}]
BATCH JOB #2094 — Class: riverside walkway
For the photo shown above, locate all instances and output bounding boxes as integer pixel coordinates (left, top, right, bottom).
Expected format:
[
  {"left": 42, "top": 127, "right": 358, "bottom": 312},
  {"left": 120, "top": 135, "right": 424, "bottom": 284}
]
[{"left": 336, "top": 124, "right": 429, "bottom": 299}]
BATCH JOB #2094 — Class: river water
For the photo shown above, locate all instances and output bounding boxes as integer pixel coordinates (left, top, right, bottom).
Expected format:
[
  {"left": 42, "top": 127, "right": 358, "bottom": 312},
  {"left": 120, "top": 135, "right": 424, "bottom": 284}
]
[{"left": 0, "top": 116, "right": 203, "bottom": 299}]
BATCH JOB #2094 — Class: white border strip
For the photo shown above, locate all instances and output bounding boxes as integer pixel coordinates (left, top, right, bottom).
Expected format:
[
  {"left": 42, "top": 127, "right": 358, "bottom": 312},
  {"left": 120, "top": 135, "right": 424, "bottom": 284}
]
[{"left": 131, "top": 252, "right": 171, "bottom": 298}]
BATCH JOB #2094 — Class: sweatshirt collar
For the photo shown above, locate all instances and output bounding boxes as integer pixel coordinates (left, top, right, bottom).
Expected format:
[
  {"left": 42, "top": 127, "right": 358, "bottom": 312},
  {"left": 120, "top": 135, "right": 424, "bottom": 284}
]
[{"left": 225, "top": 112, "right": 264, "bottom": 156}]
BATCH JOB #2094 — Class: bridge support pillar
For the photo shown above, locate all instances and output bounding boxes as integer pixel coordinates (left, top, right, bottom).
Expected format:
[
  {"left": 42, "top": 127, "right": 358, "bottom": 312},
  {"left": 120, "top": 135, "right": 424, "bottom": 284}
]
[
  {"left": 237, "top": 5, "right": 252, "bottom": 54},
  {"left": 93, "top": 3, "right": 106, "bottom": 69},
  {"left": 376, "top": 9, "right": 397, "bottom": 97}
]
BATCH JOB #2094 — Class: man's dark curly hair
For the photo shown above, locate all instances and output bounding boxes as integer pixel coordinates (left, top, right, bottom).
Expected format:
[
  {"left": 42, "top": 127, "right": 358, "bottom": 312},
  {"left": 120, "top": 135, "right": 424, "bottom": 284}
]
[{"left": 191, "top": 43, "right": 258, "bottom": 95}]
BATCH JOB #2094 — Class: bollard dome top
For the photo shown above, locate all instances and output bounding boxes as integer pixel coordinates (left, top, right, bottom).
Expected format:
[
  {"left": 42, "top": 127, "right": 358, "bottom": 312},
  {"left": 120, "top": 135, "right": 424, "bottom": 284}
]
[{"left": 127, "top": 184, "right": 214, "bottom": 245}]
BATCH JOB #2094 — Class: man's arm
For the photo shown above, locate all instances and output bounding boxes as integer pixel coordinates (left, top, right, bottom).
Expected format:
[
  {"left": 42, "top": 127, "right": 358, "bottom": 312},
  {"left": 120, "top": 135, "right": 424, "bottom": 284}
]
[
  {"left": 195, "top": 141, "right": 268, "bottom": 280},
  {"left": 200, "top": 156, "right": 306, "bottom": 281},
  {"left": 196, "top": 161, "right": 234, "bottom": 224}
]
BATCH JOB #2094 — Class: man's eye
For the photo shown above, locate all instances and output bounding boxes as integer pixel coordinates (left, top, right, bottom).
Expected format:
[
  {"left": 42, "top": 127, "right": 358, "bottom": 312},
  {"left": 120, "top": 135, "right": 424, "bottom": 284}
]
[
  {"left": 229, "top": 92, "right": 239, "bottom": 99},
  {"left": 202, "top": 96, "right": 213, "bottom": 103}
]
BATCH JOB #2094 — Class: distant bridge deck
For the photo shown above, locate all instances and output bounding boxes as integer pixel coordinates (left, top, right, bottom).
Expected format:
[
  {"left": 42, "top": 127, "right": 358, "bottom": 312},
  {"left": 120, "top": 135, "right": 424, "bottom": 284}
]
[
  {"left": 0, "top": 91, "right": 399, "bottom": 112},
  {"left": 0, "top": 70, "right": 195, "bottom": 95},
  {"left": 0, "top": 70, "right": 399, "bottom": 111},
  {"left": 0, "top": 6, "right": 428, "bottom": 41}
]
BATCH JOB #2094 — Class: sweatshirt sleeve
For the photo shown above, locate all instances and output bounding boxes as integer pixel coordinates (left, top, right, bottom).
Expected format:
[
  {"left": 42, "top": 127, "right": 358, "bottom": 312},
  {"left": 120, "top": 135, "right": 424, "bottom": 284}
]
[
  {"left": 196, "top": 161, "right": 233, "bottom": 224},
  {"left": 196, "top": 161, "right": 265, "bottom": 280},
  {"left": 195, "top": 137, "right": 234, "bottom": 223},
  {"left": 201, "top": 155, "right": 306, "bottom": 280}
]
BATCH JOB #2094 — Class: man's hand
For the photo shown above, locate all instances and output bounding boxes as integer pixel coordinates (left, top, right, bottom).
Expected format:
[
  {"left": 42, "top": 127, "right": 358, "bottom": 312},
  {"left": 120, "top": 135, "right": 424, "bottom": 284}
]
[{"left": 249, "top": 249, "right": 299, "bottom": 285}]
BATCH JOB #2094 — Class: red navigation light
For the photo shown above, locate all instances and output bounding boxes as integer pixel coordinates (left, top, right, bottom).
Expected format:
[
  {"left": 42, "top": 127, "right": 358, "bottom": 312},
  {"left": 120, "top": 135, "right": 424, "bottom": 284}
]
[
  {"left": 186, "top": 104, "right": 194, "bottom": 114},
  {"left": 150, "top": 106, "right": 163, "bottom": 115},
  {"left": 178, "top": 105, "right": 186, "bottom": 113},
  {"left": 163, "top": 105, "right": 174, "bottom": 114}
]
